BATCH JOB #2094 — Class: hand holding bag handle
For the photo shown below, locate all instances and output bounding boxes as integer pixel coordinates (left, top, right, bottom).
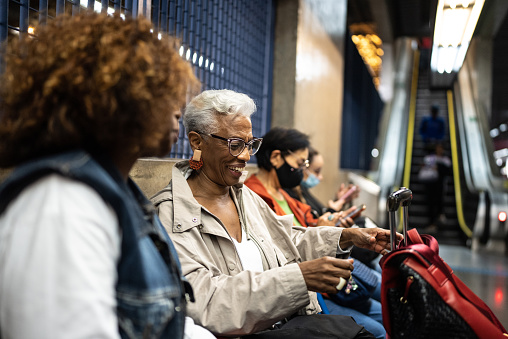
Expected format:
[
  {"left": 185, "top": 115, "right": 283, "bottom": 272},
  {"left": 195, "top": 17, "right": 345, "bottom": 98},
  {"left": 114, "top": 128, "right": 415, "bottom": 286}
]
[{"left": 386, "top": 187, "right": 412, "bottom": 249}]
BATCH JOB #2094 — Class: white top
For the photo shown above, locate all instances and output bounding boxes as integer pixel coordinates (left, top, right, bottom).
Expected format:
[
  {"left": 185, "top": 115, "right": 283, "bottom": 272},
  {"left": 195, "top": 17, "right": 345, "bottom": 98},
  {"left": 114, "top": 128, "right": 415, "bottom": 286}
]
[
  {"left": 423, "top": 154, "right": 451, "bottom": 168},
  {"left": 0, "top": 174, "right": 121, "bottom": 339},
  {"left": 0, "top": 174, "right": 213, "bottom": 339},
  {"left": 231, "top": 228, "right": 264, "bottom": 272}
]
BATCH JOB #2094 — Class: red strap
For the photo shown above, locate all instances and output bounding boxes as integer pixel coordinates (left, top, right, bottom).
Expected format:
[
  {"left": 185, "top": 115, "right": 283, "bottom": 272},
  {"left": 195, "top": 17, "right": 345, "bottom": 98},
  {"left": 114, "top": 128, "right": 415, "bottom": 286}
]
[
  {"left": 406, "top": 229, "right": 423, "bottom": 244},
  {"left": 406, "top": 228, "right": 439, "bottom": 253}
]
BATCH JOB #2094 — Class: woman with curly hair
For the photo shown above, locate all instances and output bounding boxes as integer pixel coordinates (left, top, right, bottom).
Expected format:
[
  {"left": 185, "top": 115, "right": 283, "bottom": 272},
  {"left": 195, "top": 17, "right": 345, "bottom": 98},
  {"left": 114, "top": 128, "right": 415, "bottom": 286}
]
[{"left": 0, "top": 12, "right": 211, "bottom": 339}]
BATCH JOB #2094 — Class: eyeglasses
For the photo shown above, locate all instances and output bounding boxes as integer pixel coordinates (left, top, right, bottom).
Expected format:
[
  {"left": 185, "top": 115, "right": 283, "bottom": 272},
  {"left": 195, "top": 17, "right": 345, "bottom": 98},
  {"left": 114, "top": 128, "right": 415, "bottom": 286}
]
[
  {"left": 207, "top": 134, "right": 263, "bottom": 157},
  {"left": 286, "top": 150, "right": 309, "bottom": 170}
]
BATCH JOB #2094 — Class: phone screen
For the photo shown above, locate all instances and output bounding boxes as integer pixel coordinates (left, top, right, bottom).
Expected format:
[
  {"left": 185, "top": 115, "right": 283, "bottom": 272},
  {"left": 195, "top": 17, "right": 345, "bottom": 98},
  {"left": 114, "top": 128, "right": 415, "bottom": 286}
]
[{"left": 335, "top": 204, "right": 366, "bottom": 226}]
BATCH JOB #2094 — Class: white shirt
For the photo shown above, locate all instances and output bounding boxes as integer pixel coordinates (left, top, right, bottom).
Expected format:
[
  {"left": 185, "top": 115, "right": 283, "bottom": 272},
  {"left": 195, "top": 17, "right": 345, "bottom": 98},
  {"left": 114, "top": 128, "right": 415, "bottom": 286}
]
[
  {"left": 0, "top": 174, "right": 214, "bottom": 339},
  {"left": 0, "top": 175, "right": 120, "bottom": 339},
  {"left": 231, "top": 228, "right": 264, "bottom": 272}
]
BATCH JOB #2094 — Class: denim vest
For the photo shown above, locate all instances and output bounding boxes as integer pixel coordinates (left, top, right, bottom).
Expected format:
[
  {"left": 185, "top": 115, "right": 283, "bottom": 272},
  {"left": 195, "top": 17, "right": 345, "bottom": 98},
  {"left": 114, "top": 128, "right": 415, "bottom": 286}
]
[{"left": 0, "top": 151, "right": 192, "bottom": 339}]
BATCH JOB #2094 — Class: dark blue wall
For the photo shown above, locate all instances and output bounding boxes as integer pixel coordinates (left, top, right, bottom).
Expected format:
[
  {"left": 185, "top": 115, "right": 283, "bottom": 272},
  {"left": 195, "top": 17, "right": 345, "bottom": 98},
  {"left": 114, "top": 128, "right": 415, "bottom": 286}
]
[{"left": 341, "top": 31, "right": 384, "bottom": 171}]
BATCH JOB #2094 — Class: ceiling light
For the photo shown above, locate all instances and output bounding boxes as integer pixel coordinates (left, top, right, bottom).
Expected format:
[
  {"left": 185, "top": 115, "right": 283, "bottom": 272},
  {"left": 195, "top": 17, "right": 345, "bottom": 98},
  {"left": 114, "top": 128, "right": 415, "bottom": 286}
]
[
  {"left": 351, "top": 34, "right": 383, "bottom": 88},
  {"left": 430, "top": 0, "right": 485, "bottom": 74}
]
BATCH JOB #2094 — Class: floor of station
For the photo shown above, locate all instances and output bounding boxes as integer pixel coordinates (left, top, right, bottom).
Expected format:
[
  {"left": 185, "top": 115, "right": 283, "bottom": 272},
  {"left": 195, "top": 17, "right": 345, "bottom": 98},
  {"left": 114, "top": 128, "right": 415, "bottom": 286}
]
[{"left": 439, "top": 244, "right": 508, "bottom": 328}]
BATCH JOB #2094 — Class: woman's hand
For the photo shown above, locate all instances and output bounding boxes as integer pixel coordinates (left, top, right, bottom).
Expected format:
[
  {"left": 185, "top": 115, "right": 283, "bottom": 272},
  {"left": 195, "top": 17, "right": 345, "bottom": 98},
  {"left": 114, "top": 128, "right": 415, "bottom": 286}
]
[
  {"left": 318, "top": 211, "right": 354, "bottom": 227},
  {"left": 327, "top": 198, "right": 345, "bottom": 212},
  {"left": 328, "top": 184, "right": 360, "bottom": 211},
  {"left": 298, "top": 257, "right": 354, "bottom": 294},
  {"left": 339, "top": 227, "right": 402, "bottom": 255}
]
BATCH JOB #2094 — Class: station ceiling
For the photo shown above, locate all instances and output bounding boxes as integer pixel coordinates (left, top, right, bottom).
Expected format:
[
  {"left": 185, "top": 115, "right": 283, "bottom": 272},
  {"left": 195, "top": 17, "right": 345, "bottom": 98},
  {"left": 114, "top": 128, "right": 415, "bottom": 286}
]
[{"left": 347, "top": 0, "right": 438, "bottom": 42}]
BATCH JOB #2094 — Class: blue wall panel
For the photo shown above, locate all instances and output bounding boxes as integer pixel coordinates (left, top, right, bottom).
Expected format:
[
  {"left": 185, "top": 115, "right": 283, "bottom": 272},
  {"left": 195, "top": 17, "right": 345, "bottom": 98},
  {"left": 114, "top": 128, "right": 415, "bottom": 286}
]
[{"left": 341, "top": 31, "right": 384, "bottom": 171}]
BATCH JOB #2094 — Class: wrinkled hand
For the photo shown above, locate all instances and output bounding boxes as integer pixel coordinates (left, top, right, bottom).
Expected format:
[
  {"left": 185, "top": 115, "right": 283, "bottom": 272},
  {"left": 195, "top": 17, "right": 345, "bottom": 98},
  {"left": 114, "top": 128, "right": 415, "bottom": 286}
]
[
  {"left": 340, "top": 227, "right": 402, "bottom": 255},
  {"left": 298, "top": 257, "right": 354, "bottom": 294},
  {"left": 318, "top": 211, "right": 354, "bottom": 227}
]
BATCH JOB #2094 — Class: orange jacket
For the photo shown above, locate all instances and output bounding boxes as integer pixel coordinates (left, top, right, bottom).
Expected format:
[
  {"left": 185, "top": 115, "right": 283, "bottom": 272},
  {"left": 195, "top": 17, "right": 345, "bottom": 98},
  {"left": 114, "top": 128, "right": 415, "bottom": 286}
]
[{"left": 244, "top": 174, "right": 317, "bottom": 227}]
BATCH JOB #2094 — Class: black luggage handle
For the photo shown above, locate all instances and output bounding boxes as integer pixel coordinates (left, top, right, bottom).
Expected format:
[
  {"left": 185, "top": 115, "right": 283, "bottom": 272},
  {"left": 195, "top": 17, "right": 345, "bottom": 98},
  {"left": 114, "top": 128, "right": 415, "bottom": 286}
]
[{"left": 386, "top": 187, "right": 412, "bottom": 249}]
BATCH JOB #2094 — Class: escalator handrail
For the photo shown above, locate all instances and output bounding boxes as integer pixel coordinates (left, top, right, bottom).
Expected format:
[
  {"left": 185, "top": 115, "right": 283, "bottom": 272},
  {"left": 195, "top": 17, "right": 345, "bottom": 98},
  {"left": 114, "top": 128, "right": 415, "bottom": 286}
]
[{"left": 447, "top": 90, "right": 473, "bottom": 238}]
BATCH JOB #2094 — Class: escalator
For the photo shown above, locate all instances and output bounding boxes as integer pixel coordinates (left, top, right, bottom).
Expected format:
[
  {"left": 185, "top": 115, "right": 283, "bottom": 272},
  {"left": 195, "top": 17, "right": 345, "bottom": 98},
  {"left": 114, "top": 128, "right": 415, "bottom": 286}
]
[
  {"left": 407, "top": 68, "right": 467, "bottom": 246},
  {"left": 366, "top": 38, "right": 507, "bottom": 252}
]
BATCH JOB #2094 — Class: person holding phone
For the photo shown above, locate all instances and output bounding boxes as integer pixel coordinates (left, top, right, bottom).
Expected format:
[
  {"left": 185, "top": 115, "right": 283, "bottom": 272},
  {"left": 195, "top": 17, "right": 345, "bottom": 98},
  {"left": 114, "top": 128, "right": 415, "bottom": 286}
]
[
  {"left": 276, "top": 144, "right": 384, "bottom": 334},
  {"left": 285, "top": 146, "right": 382, "bottom": 266},
  {"left": 285, "top": 147, "right": 360, "bottom": 219}
]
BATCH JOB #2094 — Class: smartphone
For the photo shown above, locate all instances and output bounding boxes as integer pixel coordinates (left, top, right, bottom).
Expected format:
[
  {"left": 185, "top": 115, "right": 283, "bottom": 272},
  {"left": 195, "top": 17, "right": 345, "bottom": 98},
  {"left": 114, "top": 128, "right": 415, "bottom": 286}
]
[
  {"left": 345, "top": 204, "right": 366, "bottom": 219},
  {"left": 335, "top": 204, "right": 366, "bottom": 226},
  {"left": 340, "top": 185, "right": 357, "bottom": 201}
]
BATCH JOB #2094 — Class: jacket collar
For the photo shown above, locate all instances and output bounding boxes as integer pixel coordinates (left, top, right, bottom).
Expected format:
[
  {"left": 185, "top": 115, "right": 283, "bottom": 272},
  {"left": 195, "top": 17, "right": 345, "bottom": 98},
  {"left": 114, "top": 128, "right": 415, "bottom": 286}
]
[
  {"left": 170, "top": 161, "right": 204, "bottom": 233},
  {"left": 167, "top": 161, "right": 243, "bottom": 239}
]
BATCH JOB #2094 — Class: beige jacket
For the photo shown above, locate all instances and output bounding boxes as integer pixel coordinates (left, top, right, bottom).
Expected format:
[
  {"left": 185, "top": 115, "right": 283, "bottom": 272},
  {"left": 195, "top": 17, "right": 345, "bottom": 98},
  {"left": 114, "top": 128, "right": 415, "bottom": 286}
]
[{"left": 151, "top": 161, "right": 350, "bottom": 336}]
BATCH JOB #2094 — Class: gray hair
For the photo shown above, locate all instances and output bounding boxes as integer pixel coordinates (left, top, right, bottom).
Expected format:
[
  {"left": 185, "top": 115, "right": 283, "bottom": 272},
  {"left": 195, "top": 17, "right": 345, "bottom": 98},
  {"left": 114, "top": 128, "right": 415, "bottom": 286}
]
[{"left": 183, "top": 89, "right": 256, "bottom": 135}]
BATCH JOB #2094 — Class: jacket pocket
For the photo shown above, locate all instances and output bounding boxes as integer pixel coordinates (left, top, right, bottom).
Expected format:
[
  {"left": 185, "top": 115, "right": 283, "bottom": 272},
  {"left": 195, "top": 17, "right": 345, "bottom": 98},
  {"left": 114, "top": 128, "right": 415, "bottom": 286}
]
[{"left": 117, "top": 287, "right": 182, "bottom": 339}]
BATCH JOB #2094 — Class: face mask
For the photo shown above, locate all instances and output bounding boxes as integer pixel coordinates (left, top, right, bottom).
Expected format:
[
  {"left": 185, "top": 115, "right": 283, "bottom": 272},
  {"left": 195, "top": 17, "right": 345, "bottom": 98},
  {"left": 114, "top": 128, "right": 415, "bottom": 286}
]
[
  {"left": 276, "top": 160, "right": 304, "bottom": 189},
  {"left": 301, "top": 172, "right": 320, "bottom": 189}
]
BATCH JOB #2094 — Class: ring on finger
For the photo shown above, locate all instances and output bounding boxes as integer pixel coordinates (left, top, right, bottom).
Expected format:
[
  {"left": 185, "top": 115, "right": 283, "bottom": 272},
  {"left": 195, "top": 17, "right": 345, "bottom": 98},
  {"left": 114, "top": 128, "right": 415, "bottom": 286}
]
[
  {"left": 336, "top": 277, "right": 347, "bottom": 291},
  {"left": 328, "top": 214, "right": 334, "bottom": 221}
]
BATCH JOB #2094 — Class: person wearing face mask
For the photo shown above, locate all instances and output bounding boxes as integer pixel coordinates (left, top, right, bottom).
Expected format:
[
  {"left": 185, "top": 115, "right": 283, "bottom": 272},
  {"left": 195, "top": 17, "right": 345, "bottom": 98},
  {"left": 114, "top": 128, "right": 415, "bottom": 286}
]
[
  {"left": 286, "top": 147, "right": 359, "bottom": 219},
  {"left": 245, "top": 128, "right": 387, "bottom": 339},
  {"left": 281, "top": 146, "right": 384, "bottom": 330},
  {"left": 244, "top": 128, "right": 355, "bottom": 228}
]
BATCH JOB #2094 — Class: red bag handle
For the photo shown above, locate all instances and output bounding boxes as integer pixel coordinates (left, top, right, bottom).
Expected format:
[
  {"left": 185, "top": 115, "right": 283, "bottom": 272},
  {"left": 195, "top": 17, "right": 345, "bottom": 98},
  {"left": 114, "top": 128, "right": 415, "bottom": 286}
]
[{"left": 406, "top": 228, "right": 439, "bottom": 253}]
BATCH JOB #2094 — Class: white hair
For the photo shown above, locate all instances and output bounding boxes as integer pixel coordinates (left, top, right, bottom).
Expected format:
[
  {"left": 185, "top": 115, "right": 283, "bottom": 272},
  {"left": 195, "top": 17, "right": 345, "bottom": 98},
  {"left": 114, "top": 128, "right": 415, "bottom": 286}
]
[{"left": 183, "top": 89, "right": 257, "bottom": 135}]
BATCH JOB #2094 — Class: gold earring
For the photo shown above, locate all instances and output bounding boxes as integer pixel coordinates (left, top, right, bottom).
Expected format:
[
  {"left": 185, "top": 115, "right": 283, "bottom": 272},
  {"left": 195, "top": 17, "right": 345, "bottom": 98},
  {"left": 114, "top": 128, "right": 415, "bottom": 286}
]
[{"left": 190, "top": 149, "right": 203, "bottom": 170}]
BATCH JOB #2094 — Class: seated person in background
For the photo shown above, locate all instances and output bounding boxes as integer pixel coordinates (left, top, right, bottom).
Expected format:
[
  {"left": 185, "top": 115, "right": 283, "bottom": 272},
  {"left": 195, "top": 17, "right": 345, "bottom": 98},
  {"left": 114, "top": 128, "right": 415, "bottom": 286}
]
[
  {"left": 285, "top": 146, "right": 359, "bottom": 218},
  {"left": 285, "top": 146, "right": 379, "bottom": 248},
  {"left": 0, "top": 13, "right": 212, "bottom": 339},
  {"left": 152, "top": 89, "right": 400, "bottom": 338},
  {"left": 244, "top": 128, "right": 355, "bottom": 228},
  {"left": 281, "top": 144, "right": 383, "bottom": 299},
  {"left": 245, "top": 128, "right": 386, "bottom": 339}
]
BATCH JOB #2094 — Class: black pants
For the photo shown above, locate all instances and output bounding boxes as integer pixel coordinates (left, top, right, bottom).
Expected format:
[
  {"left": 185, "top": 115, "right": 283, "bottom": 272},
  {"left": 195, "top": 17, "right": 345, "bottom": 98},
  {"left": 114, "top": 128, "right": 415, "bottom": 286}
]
[
  {"left": 425, "top": 179, "right": 444, "bottom": 224},
  {"left": 243, "top": 314, "right": 375, "bottom": 339}
]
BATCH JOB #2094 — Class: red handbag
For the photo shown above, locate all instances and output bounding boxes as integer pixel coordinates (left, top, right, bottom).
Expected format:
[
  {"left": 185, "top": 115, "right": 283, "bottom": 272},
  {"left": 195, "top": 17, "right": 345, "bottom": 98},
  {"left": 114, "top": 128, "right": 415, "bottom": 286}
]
[{"left": 380, "top": 188, "right": 508, "bottom": 339}]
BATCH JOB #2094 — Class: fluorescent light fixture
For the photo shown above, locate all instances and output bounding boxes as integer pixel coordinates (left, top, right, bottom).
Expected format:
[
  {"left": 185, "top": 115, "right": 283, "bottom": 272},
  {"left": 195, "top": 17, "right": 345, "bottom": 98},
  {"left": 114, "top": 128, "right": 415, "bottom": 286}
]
[{"left": 430, "top": 0, "right": 485, "bottom": 74}]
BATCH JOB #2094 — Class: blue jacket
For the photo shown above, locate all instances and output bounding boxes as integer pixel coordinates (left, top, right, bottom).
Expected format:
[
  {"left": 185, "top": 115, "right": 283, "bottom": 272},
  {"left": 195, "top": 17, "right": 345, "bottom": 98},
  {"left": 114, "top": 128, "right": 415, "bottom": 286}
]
[
  {"left": 419, "top": 116, "right": 445, "bottom": 142},
  {"left": 0, "top": 150, "right": 192, "bottom": 339}
]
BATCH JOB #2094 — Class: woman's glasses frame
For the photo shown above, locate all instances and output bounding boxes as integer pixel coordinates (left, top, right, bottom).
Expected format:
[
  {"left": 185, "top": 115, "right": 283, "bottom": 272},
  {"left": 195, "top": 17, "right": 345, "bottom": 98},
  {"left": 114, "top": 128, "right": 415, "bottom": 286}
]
[
  {"left": 206, "top": 133, "right": 263, "bottom": 157},
  {"left": 285, "top": 150, "right": 310, "bottom": 171}
]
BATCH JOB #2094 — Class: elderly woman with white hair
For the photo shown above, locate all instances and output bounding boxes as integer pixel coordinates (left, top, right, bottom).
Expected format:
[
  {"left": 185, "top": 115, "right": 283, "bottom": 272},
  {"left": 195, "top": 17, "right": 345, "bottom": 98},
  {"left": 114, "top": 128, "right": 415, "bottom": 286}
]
[{"left": 151, "top": 89, "right": 399, "bottom": 338}]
